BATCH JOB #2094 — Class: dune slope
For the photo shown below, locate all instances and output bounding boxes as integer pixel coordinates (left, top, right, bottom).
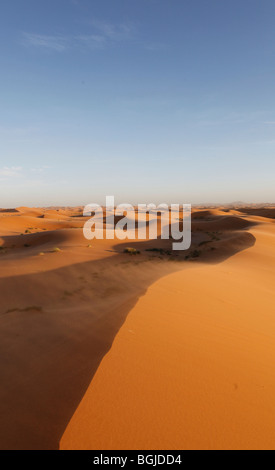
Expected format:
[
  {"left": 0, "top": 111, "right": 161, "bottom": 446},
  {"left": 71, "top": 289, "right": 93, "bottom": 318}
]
[
  {"left": 0, "top": 207, "right": 271, "bottom": 449},
  {"left": 61, "top": 219, "right": 275, "bottom": 450}
]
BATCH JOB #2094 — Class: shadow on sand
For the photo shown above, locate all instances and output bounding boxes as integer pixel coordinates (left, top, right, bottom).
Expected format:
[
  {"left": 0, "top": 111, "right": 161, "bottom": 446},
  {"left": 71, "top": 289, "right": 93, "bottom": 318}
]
[{"left": 0, "top": 215, "right": 256, "bottom": 449}]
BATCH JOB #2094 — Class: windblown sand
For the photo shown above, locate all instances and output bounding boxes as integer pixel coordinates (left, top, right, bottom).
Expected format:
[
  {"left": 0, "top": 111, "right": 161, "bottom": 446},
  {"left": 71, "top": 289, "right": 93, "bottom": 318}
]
[{"left": 0, "top": 206, "right": 274, "bottom": 449}]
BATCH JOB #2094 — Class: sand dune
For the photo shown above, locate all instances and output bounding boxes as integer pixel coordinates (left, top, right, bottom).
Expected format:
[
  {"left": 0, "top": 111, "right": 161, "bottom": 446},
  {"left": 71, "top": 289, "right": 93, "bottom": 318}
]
[
  {"left": 238, "top": 207, "right": 275, "bottom": 220},
  {"left": 61, "top": 215, "right": 275, "bottom": 450},
  {"left": 0, "top": 207, "right": 274, "bottom": 449}
]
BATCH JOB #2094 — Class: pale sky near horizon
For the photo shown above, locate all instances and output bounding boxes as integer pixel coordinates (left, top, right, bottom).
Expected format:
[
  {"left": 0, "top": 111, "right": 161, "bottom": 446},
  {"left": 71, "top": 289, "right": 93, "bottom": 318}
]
[{"left": 0, "top": 0, "right": 275, "bottom": 207}]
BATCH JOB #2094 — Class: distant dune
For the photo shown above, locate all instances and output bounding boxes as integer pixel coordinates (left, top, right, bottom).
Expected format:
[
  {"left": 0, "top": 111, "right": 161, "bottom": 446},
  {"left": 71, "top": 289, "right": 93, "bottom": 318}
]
[{"left": 0, "top": 206, "right": 274, "bottom": 449}]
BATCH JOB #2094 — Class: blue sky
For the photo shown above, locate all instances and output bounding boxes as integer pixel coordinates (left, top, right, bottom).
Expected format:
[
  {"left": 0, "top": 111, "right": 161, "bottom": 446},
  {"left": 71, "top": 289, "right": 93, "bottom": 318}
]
[{"left": 0, "top": 0, "right": 275, "bottom": 207}]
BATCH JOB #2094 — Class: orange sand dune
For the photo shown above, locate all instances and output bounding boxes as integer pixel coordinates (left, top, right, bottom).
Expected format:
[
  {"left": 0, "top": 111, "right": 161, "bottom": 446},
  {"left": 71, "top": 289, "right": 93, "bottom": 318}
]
[
  {"left": 0, "top": 206, "right": 274, "bottom": 449},
  {"left": 238, "top": 207, "right": 275, "bottom": 220},
  {"left": 61, "top": 218, "right": 275, "bottom": 450},
  {"left": 0, "top": 212, "right": 85, "bottom": 234}
]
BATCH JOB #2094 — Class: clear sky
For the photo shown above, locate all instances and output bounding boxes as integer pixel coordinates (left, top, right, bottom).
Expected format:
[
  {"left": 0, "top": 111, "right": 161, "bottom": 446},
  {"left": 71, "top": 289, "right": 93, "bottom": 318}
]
[{"left": 0, "top": 0, "right": 275, "bottom": 207}]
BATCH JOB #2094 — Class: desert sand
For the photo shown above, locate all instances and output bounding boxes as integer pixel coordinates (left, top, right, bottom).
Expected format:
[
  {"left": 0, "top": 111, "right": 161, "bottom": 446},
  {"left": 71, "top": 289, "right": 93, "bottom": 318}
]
[{"left": 0, "top": 206, "right": 274, "bottom": 449}]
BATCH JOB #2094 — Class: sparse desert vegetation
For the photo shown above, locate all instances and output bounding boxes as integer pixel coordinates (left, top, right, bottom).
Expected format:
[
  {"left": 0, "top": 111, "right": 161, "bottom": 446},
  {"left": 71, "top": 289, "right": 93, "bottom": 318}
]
[{"left": 124, "top": 247, "right": 140, "bottom": 255}]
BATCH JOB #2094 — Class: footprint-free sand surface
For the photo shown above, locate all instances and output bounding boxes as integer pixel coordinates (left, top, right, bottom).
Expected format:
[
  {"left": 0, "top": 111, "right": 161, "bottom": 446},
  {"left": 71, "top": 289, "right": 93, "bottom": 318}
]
[
  {"left": 0, "top": 206, "right": 274, "bottom": 449},
  {"left": 61, "top": 221, "right": 275, "bottom": 450}
]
